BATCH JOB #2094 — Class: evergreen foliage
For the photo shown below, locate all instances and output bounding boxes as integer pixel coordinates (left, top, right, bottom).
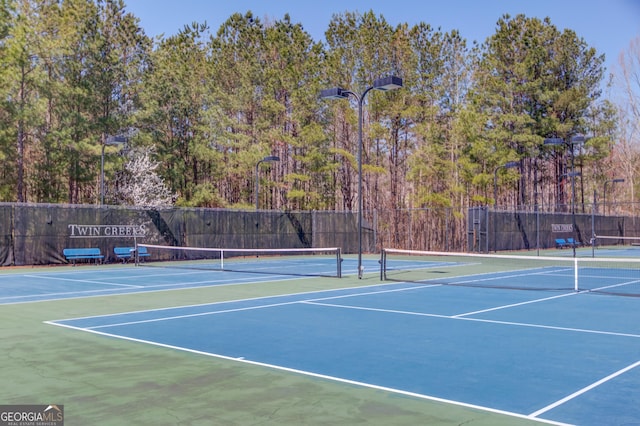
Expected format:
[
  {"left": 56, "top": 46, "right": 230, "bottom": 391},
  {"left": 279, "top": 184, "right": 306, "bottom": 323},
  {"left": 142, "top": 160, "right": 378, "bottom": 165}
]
[{"left": 0, "top": 1, "right": 629, "bottom": 233}]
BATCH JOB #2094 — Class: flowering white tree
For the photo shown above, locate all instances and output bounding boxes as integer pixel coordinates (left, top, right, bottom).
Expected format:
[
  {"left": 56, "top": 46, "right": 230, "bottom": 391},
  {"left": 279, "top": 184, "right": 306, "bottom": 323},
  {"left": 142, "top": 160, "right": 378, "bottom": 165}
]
[
  {"left": 115, "top": 146, "right": 175, "bottom": 206},
  {"left": 613, "top": 36, "right": 640, "bottom": 206}
]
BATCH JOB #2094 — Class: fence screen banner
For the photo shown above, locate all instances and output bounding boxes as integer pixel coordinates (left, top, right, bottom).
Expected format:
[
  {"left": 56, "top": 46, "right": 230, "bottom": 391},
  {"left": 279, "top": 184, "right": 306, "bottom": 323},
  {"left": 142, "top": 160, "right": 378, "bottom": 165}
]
[
  {"left": 0, "top": 205, "right": 13, "bottom": 266},
  {"left": 0, "top": 204, "right": 366, "bottom": 266},
  {"left": 472, "top": 208, "right": 640, "bottom": 252}
]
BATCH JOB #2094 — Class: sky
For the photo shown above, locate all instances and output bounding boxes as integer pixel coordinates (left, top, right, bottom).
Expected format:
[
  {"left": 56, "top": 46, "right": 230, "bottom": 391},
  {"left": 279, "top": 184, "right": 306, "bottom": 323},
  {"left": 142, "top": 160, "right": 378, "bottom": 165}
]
[{"left": 125, "top": 0, "right": 640, "bottom": 76}]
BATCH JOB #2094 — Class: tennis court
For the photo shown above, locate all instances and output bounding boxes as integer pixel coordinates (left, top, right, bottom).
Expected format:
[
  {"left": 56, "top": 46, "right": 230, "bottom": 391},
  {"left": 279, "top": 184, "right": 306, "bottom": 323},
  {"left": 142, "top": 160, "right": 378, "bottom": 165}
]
[{"left": 3, "top": 249, "right": 640, "bottom": 425}]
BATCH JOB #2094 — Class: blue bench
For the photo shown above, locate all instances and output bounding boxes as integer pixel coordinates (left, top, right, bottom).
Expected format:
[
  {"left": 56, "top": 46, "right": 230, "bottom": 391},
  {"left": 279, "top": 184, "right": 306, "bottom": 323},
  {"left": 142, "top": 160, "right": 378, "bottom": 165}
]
[
  {"left": 567, "top": 238, "right": 580, "bottom": 247},
  {"left": 63, "top": 248, "right": 104, "bottom": 265},
  {"left": 114, "top": 246, "right": 150, "bottom": 263},
  {"left": 555, "top": 238, "right": 569, "bottom": 249}
]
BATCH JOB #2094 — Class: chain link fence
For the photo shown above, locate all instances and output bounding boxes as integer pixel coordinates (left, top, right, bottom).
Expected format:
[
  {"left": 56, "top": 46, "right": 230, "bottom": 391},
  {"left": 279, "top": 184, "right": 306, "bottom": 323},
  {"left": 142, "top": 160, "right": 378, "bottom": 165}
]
[
  {"left": 0, "top": 204, "right": 368, "bottom": 266},
  {"left": 1, "top": 202, "right": 639, "bottom": 266}
]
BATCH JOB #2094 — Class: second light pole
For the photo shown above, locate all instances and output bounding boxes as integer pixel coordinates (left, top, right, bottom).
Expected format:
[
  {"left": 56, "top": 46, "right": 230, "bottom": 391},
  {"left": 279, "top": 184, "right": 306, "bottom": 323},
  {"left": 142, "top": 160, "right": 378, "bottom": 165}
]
[
  {"left": 101, "top": 134, "right": 127, "bottom": 205},
  {"left": 493, "top": 161, "right": 519, "bottom": 252},
  {"left": 321, "top": 76, "right": 403, "bottom": 278},
  {"left": 255, "top": 155, "right": 280, "bottom": 210},
  {"left": 603, "top": 178, "right": 624, "bottom": 215},
  {"left": 544, "top": 135, "right": 584, "bottom": 257}
]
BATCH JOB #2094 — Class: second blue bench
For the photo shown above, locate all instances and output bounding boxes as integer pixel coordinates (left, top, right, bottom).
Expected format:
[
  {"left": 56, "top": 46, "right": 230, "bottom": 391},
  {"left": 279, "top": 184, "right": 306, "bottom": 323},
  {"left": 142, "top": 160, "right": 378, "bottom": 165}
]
[{"left": 114, "top": 246, "right": 150, "bottom": 263}]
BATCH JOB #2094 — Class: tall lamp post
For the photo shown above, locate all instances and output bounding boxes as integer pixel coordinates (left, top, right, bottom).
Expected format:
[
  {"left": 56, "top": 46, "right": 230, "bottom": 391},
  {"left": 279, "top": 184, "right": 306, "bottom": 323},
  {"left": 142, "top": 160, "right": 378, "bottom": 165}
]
[
  {"left": 544, "top": 136, "right": 584, "bottom": 257},
  {"left": 321, "top": 76, "right": 403, "bottom": 279},
  {"left": 603, "top": 178, "right": 624, "bottom": 215},
  {"left": 493, "top": 161, "right": 519, "bottom": 252},
  {"left": 101, "top": 135, "right": 127, "bottom": 205},
  {"left": 565, "top": 170, "right": 581, "bottom": 257},
  {"left": 255, "top": 155, "right": 280, "bottom": 210}
]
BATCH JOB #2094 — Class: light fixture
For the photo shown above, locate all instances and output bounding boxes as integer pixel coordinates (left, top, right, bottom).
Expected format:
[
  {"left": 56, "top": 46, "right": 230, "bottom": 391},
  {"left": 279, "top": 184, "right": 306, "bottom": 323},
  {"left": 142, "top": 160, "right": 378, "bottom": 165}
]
[{"left": 321, "top": 76, "right": 403, "bottom": 278}]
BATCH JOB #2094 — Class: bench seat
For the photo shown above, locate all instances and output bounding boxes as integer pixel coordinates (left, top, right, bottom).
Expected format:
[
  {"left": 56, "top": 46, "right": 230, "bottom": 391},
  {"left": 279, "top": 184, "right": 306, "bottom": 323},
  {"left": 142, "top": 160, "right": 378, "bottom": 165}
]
[
  {"left": 63, "top": 248, "right": 104, "bottom": 265},
  {"left": 114, "top": 246, "right": 150, "bottom": 263},
  {"left": 567, "top": 238, "right": 580, "bottom": 247}
]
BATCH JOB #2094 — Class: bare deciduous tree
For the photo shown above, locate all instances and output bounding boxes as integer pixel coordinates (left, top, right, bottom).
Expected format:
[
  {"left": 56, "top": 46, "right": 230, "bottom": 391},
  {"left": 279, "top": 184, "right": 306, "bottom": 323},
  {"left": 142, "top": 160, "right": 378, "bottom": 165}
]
[{"left": 614, "top": 36, "right": 640, "bottom": 206}]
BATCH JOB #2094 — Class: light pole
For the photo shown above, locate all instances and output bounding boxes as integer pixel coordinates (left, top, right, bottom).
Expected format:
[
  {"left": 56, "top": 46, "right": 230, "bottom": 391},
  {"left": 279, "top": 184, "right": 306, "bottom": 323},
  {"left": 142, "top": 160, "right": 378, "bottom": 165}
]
[
  {"left": 544, "top": 136, "right": 584, "bottom": 257},
  {"left": 565, "top": 171, "right": 582, "bottom": 256},
  {"left": 493, "top": 161, "right": 519, "bottom": 252},
  {"left": 321, "top": 76, "right": 403, "bottom": 279},
  {"left": 568, "top": 135, "right": 585, "bottom": 218},
  {"left": 603, "top": 178, "right": 624, "bottom": 215},
  {"left": 101, "top": 135, "right": 126, "bottom": 205},
  {"left": 255, "top": 155, "right": 280, "bottom": 210},
  {"left": 543, "top": 137, "right": 568, "bottom": 211}
]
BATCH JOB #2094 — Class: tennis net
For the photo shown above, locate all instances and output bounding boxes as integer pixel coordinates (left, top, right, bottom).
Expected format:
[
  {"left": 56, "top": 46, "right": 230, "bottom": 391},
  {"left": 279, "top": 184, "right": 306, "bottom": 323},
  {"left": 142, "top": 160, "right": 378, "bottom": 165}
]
[
  {"left": 380, "top": 248, "right": 640, "bottom": 296},
  {"left": 136, "top": 244, "right": 343, "bottom": 278},
  {"left": 593, "top": 235, "right": 640, "bottom": 248}
]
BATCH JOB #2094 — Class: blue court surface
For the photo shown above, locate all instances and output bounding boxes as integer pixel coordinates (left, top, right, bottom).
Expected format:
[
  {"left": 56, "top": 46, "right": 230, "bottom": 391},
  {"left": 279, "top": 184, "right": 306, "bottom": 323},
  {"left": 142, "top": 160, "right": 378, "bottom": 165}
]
[
  {"left": 34, "top": 258, "right": 640, "bottom": 426},
  {"left": 2, "top": 254, "right": 639, "bottom": 425},
  {"left": 0, "top": 255, "right": 352, "bottom": 304}
]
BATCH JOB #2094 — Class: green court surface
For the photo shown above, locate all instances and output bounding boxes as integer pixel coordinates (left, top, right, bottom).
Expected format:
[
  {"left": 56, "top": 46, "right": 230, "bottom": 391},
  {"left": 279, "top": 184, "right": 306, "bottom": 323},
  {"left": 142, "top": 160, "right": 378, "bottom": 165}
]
[{"left": 0, "top": 263, "right": 549, "bottom": 426}]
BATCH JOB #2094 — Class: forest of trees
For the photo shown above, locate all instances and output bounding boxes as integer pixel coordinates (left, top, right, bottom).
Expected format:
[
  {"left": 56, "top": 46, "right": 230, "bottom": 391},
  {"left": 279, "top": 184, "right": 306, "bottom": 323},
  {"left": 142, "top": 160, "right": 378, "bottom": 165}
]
[{"left": 1, "top": 0, "right": 639, "bottom": 247}]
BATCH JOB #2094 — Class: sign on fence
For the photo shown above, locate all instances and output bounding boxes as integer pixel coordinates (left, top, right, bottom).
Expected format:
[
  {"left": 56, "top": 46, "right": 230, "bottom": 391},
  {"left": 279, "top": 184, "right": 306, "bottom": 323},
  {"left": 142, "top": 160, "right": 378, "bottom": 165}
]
[{"left": 551, "top": 223, "right": 574, "bottom": 233}]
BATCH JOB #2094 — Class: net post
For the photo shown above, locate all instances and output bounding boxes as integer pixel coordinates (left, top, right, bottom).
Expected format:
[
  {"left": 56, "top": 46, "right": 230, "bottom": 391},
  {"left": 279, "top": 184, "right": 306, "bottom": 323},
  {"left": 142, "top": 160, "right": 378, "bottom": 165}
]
[
  {"left": 337, "top": 248, "right": 342, "bottom": 278},
  {"left": 380, "top": 248, "right": 386, "bottom": 280},
  {"left": 134, "top": 242, "right": 139, "bottom": 267},
  {"left": 220, "top": 249, "right": 224, "bottom": 270},
  {"left": 574, "top": 257, "right": 579, "bottom": 291}
]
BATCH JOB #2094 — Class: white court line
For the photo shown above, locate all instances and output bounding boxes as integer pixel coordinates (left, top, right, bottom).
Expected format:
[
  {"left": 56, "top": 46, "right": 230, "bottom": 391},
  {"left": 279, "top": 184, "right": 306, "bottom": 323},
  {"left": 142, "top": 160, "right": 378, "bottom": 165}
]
[
  {"left": 52, "top": 275, "right": 640, "bottom": 340},
  {"left": 453, "top": 291, "right": 578, "bottom": 317},
  {"left": 303, "top": 300, "right": 451, "bottom": 319},
  {"left": 45, "top": 321, "right": 570, "bottom": 426},
  {"left": 530, "top": 359, "right": 640, "bottom": 418},
  {"left": 303, "top": 301, "right": 640, "bottom": 339},
  {"left": 432, "top": 267, "right": 573, "bottom": 286},
  {"left": 590, "top": 279, "right": 640, "bottom": 293},
  {"left": 0, "top": 274, "right": 278, "bottom": 303},
  {"left": 127, "top": 274, "right": 293, "bottom": 289},
  {"left": 304, "top": 274, "right": 581, "bottom": 319},
  {"left": 46, "top": 280, "right": 635, "bottom": 424},
  {"left": 84, "top": 300, "right": 302, "bottom": 329},
  {"left": 44, "top": 275, "right": 640, "bottom": 425},
  {"left": 0, "top": 273, "right": 271, "bottom": 301},
  {"left": 0, "top": 273, "right": 302, "bottom": 305},
  {"left": 71, "top": 284, "right": 437, "bottom": 329},
  {"left": 22, "top": 274, "right": 143, "bottom": 288},
  {"left": 0, "top": 288, "right": 143, "bottom": 301},
  {"left": 307, "top": 283, "right": 441, "bottom": 301},
  {"left": 46, "top": 281, "right": 416, "bottom": 322}
]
